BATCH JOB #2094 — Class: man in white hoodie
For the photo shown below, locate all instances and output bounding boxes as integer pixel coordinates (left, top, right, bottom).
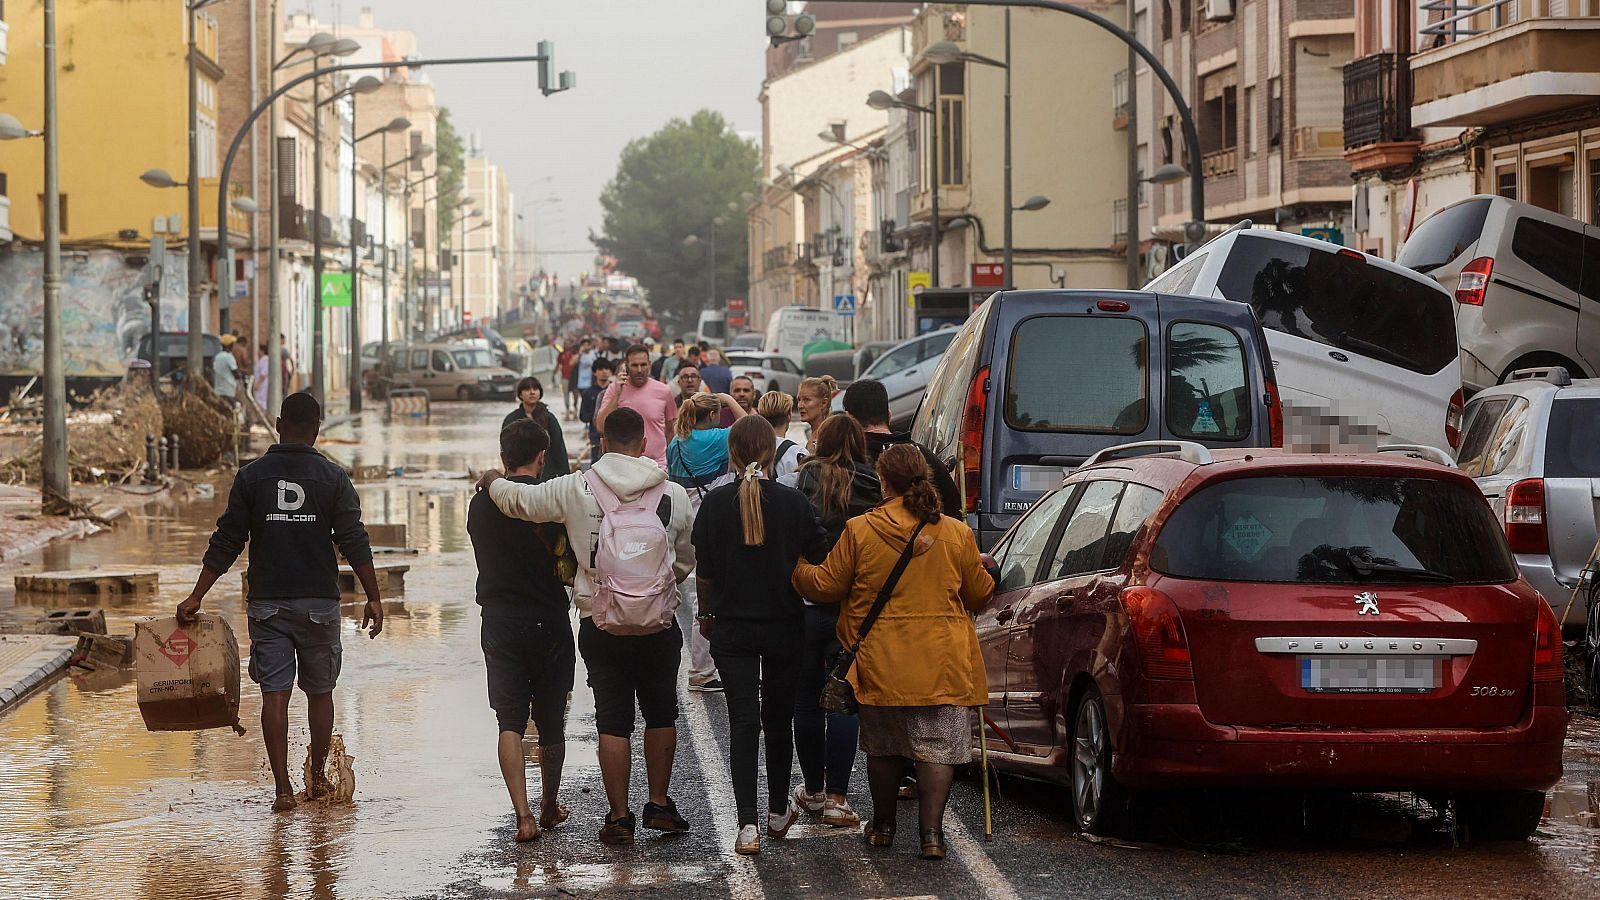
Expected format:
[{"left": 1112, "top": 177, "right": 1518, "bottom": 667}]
[{"left": 478, "top": 407, "right": 696, "bottom": 847}]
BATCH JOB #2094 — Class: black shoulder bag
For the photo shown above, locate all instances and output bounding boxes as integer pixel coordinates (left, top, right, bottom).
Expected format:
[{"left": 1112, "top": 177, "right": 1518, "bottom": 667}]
[{"left": 820, "top": 520, "right": 928, "bottom": 716}]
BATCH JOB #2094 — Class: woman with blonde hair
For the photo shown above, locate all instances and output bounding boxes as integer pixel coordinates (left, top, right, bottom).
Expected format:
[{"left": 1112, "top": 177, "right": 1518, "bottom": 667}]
[
  {"left": 795, "top": 375, "right": 838, "bottom": 453},
  {"left": 793, "top": 443, "right": 994, "bottom": 861},
  {"left": 692, "top": 417, "right": 829, "bottom": 855},
  {"left": 665, "top": 390, "right": 747, "bottom": 509},
  {"left": 757, "top": 391, "right": 806, "bottom": 480}
]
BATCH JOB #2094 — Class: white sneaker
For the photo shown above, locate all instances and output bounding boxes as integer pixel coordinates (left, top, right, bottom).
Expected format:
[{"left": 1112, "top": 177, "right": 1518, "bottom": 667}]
[
  {"left": 792, "top": 785, "right": 826, "bottom": 815},
  {"left": 735, "top": 824, "right": 761, "bottom": 855},
  {"left": 822, "top": 797, "right": 860, "bottom": 829},
  {"left": 767, "top": 801, "right": 801, "bottom": 838}
]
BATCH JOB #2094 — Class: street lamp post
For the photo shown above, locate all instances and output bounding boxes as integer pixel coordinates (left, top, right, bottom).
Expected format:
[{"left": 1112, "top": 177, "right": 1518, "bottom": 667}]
[
  {"left": 866, "top": 89, "right": 941, "bottom": 288},
  {"left": 382, "top": 144, "right": 431, "bottom": 359},
  {"left": 41, "top": 0, "right": 65, "bottom": 511},
  {"left": 404, "top": 170, "right": 438, "bottom": 341},
  {"left": 185, "top": 0, "right": 230, "bottom": 381}
]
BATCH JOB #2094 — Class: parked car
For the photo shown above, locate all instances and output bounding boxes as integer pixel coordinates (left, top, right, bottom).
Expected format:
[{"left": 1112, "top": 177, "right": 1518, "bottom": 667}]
[
  {"left": 804, "top": 341, "right": 901, "bottom": 391},
  {"left": 359, "top": 341, "right": 385, "bottom": 380},
  {"left": 1147, "top": 229, "right": 1463, "bottom": 453},
  {"left": 1456, "top": 365, "right": 1600, "bottom": 635},
  {"left": 830, "top": 327, "right": 959, "bottom": 431},
  {"left": 135, "top": 332, "right": 223, "bottom": 384},
  {"left": 723, "top": 350, "right": 803, "bottom": 396},
  {"left": 728, "top": 332, "right": 765, "bottom": 351},
  {"left": 976, "top": 440, "right": 1567, "bottom": 838},
  {"left": 1399, "top": 195, "right": 1600, "bottom": 392},
  {"left": 376, "top": 342, "right": 519, "bottom": 401},
  {"left": 913, "top": 289, "right": 1283, "bottom": 550}
]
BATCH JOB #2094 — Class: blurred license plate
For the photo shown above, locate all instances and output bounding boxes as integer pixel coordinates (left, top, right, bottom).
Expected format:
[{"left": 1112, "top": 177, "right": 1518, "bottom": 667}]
[
  {"left": 1010, "top": 465, "right": 1069, "bottom": 493},
  {"left": 1300, "top": 656, "right": 1437, "bottom": 694}
]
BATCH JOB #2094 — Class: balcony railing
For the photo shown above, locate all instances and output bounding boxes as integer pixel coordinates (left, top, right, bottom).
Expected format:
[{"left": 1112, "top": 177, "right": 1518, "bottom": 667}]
[
  {"left": 1343, "top": 52, "right": 1414, "bottom": 148},
  {"left": 762, "top": 243, "right": 792, "bottom": 271},
  {"left": 1418, "top": 0, "right": 1519, "bottom": 44},
  {"left": 1202, "top": 147, "right": 1238, "bottom": 177},
  {"left": 280, "top": 202, "right": 307, "bottom": 242}
]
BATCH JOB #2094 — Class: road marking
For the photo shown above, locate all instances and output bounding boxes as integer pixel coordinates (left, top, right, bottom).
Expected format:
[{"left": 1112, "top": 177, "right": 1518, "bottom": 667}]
[
  {"left": 681, "top": 690, "right": 765, "bottom": 900},
  {"left": 945, "top": 813, "right": 1022, "bottom": 900}
]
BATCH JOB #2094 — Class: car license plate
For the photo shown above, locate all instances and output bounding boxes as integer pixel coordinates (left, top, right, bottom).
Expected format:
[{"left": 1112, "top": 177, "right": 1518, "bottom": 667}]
[
  {"left": 1010, "top": 465, "right": 1069, "bottom": 494},
  {"left": 1300, "top": 656, "right": 1438, "bottom": 694}
]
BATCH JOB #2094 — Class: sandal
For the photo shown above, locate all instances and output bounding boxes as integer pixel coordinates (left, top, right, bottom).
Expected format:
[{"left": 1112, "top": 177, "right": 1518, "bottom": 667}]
[
  {"left": 863, "top": 820, "right": 896, "bottom": 847},
  {"left": 920, "top": 828, "right": 948, "bottom": 860}
]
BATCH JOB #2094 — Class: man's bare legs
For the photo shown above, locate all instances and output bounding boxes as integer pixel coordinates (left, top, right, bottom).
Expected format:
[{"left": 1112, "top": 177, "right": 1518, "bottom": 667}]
[
  {"left": 538, "top": 741, "right": 567, "bottom": 828},
  {"left": 643, "top": 726, "right": 676, "bottom": 807},
  {"left": 598, "top": 734, "right": 632, "bottom": 820},
  {"left": 262, "top": 690, "right": 296, "bottom": 811},
  {"left": 498, "top": 731, "right": 540, "bottom": 841},
  {"left": 306, "top": 691, "right": 335, "bottom": 798}
]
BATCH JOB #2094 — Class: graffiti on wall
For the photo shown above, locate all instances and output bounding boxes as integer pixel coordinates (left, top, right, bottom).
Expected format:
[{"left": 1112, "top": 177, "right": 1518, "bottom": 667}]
[{"left": 0, "top": 248, "right": 191, "bottom": 377}]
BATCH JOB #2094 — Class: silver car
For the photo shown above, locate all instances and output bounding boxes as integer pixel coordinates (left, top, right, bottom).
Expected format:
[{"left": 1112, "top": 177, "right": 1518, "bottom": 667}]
[
  {"left": 1457, "top": 366, "right": 1600, "bottom": 634},
  {"left": 831, "top": 328, "right": 958, "bottom": 431},
  {"left": 724, "top": 351, "right": 803, "bottom": 396}
]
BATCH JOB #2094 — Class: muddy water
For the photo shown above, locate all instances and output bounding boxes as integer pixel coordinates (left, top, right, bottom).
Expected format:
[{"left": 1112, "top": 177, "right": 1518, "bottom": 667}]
[{"left": 0, "top": 404, "right": 596, "bottom": 900}]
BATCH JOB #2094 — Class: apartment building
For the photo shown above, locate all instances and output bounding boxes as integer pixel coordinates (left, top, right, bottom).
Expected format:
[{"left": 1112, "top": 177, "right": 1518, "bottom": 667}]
[
  {"left": 1343, "top": 0, "right": 1600, "bottom": 257},
  {"left": 459, "top": 149, "right": 516, "bottom": 327}
]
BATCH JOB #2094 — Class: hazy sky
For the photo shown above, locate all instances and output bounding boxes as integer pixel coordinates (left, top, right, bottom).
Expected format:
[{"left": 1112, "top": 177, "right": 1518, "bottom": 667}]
[{"left": 305, "top": 0, "right": 767, "bottom": 279}]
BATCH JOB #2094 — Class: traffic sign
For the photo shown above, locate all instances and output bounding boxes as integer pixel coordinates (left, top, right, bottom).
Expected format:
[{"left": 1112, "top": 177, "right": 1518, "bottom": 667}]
[
  {"left": 320, "top": 273, "right": 352, "bottom": 308},
  {"left": 832, "top": 294, "right": 857, "bottom": 316},
  {"left": 906, "top": 271, "right": 931, "bottom": 307}
]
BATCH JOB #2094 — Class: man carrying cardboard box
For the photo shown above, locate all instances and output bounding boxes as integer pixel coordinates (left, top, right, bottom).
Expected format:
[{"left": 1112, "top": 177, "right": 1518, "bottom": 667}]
[{"left": 178, "top": 391, "right": 384, "bottom": 813}]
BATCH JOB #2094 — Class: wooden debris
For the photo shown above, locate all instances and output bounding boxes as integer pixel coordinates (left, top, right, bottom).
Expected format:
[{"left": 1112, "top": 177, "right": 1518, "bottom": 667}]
[{"left": 14, "top": 569, "right": 158, "bottom": 601}]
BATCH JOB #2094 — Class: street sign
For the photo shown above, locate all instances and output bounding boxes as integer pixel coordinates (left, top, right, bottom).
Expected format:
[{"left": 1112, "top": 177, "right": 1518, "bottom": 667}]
[
  {"left": 1301, "top": 226, "right": 1345, "bottom": 246},
  {"left": 320, "top": 273, "right": 353, "bottom": 308},
  {"left": 972, "top": 263, "right": 1006, "bottom": 287},
  {"left": 726, "top": 297, "right": 746, "bottom": 313},
  {"left": 907, "top": 271, "right": 931, "bottom": 307},
  {"left": 832, "top": 294, "right": 857, "bottom": 316}
]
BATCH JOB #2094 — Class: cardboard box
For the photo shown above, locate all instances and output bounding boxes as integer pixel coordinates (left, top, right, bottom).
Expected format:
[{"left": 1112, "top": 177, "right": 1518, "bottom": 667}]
[{"left": 134, "top": 614, "right": 242, "bottom": 733}]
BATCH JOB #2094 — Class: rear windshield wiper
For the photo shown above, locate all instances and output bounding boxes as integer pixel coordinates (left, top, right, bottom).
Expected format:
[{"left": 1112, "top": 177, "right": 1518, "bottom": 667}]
[
  {"left": 1349, "top": 561, "right": 1454, "bottom": 583},
  {"left": 1335, "top": 333, "right": 1418, "bottom": 371}
]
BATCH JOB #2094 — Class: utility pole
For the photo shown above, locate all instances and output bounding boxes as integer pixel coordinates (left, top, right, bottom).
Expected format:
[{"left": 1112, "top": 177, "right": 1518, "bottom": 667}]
[
  {"left": 41, "top": 0, "right": 67, "bottom": 512},
  {"left": 310, "top": 56, "right": 326, "bottom": 402},
  {"left": 266, "top": 1, "right": 282, "bottom": 416},
  {"left": 1001, "top": 9, "right": 1014, "bottom": 288},
  {"left": 348, "top": 95, "right": 362, "bottom": 414},
  {"left": 1125, "top": 0, "right": 1141, "bottom": 289}
]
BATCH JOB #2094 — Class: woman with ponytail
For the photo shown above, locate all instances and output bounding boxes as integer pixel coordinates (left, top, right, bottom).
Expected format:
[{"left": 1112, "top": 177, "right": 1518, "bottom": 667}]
[
  {"left": 792, "top": 443, "right": 994, "bottom": 861},
  {"left": 691, "top": 416, "right": 830, "bottom": 856},
  {"left": 665, "top": 390, "right": 748, "bottom": 511}
]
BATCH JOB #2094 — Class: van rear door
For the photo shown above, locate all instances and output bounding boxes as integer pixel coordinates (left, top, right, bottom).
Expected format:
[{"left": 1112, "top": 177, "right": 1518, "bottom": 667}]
[{"left": 1154, "top": 292, "right": 1272, "bottom": 448}]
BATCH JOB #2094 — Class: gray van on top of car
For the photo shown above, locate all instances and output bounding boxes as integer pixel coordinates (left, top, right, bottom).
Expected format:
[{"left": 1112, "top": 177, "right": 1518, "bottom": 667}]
[
  {"left": 912, "top": 289, "right": 1282, "bottom": 549},
  {"left": 1455, "top": 366, "right": 1600, "bottom": 635},
  {"left": 1399, "top": 194, "right": 1600, "bottom": 391}
]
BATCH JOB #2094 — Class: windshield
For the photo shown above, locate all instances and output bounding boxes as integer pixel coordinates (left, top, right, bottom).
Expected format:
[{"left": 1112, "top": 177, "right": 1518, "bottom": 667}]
[
  {"left": 452, "top": 349, "right": 498, "bottom": 369},
  {"left": 1216, "top": 233, "right": 1456, "bottom": 375},
  {"left": 1151, "top": 475, "right": 1517, "bottom": 584}
]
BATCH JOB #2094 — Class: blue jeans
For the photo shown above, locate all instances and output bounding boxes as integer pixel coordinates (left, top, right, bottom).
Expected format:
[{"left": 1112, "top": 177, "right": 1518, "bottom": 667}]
[{"left": 793, "top": 604, "right": 859, "bottom": 796}]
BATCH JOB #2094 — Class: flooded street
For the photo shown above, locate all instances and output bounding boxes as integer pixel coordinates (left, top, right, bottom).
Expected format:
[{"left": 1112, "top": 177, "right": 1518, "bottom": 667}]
[{"left": 0, "top": 403, "right": 1597, "bottom": 899}]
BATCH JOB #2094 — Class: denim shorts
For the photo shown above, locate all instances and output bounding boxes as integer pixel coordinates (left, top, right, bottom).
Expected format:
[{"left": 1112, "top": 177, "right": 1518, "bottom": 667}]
[{"left": 246, "top": 598, "right": 343, "bottom": 695}]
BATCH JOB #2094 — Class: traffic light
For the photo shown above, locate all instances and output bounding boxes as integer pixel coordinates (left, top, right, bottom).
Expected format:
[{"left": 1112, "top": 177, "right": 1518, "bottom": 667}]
[
  {"left": 537, "top": 40, "right": 576, "bottom": 97},
  {"left": 765, "top": 0, "right": 815, "bottom": 45}
]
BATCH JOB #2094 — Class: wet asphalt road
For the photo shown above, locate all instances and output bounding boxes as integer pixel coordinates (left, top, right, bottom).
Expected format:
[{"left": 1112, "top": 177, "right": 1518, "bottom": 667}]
[{"left": 0, "top": 402, "right": 1597, "bottom": 899}]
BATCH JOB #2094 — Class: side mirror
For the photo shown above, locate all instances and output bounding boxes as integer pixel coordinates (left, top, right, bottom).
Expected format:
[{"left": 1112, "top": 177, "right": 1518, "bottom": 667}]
[{"left": 980, "top": 553, "right": 1001, "bottom": 584}]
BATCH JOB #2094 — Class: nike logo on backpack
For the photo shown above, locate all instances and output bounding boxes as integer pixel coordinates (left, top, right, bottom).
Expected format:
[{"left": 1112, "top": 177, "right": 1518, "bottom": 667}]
[{"left": 617, "top": 542, "right": 653, "bottom": 561}]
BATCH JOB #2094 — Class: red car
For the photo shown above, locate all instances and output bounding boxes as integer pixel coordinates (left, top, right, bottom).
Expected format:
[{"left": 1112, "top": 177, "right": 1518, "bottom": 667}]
[{"left": 975, "top": 441, "right": 1567, "bottom": 839}]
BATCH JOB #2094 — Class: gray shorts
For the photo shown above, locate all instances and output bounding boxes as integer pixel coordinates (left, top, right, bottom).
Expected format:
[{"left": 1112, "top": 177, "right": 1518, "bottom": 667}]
[{"left": 246, "top": 598, "right": 343, "bottom": 695}]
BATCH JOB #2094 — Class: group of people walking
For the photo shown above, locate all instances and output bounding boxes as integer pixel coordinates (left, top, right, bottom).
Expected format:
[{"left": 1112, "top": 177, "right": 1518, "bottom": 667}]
[{"left": 477, "top": 339, "right": 995, "bottom": 861}]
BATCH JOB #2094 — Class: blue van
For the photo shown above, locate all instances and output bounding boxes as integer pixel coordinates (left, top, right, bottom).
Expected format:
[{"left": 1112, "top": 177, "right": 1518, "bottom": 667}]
[{"left": 911, "top": 289, "right": 1282, "bottom": 549}]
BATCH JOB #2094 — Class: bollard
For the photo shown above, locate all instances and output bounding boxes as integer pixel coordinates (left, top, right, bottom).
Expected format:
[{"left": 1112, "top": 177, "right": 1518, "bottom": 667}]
[
  {"left": 157, "top": 437, "right": 169, "bottom": 475},
  {"left": 169, "top": 434, "right": 181, "bottom": 472},
  {"left": 144, "top": 434, "right": 160, "bottom": 484}
]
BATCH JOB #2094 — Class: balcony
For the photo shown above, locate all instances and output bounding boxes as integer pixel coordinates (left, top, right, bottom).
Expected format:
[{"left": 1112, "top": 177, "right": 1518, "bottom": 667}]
[
  {"left": 1112, "top": 69, "right": 1130, "bottom": 130},
  {"left": 279, "top": 202, "right": 307, "bottom": 242},
  {"left": 1411, "top": 2, "right": 1600, "bottom": 127},
  {"left": 1202, "top": 147, "right": 1238, "bottom": 178},
  {"left": 1292, "top": 125, "right": 1346, "bottom": 158},
  {"left": 762, "top": 243, "right": 792, "bottom": 271},
  {"left": 1344, "top": 52, "right": 1420, "bottom": 172},
  {"left": 197, "top": 178, "right": 251, "bottom": 240}
]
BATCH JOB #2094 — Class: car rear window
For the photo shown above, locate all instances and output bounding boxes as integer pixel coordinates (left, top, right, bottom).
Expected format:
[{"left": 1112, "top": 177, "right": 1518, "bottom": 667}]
[
  {"left": 1006, "top": 316, "right": 1147, "bottom": 434},
  {"left": 1397, "top": 199, "right": 1490, "bottom": 273},
  {"left": 1545, "top": 397, "right": 1600, "bottom": 478},
  {"left": 1216, "top": 233, "right": 1456, "bottom": 375},
  {"left": 1167, "top": 322, "right": 1250, "bottom": 440},
  {"left": 1511, "top": 217, "right": 1585, "bottom": 294},
  {"left": 1151, "top": 475, "right": 1517, "bottom": 584}
]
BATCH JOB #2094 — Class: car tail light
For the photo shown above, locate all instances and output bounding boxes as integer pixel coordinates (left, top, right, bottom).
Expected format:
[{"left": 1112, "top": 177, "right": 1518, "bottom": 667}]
[
  {"left": 1264, "top": 380, "right": 1284, "bottom": 448},
  {"left": 1336, "top": 248, "right": 1367, "bottom": 262},
  {"left": 1445, "top": 388, "right": 1464, "bottom": 449},
  {"left": 1122, "top": 586, "right": 1193, "bottom": 680},
  {"left": 1456, "top": 257, "right": 1493, "bottom": 306},
  {"left": 961, "top": 366, "right": 989, "bottom": 515},
  {"left": 1097, "top": 299, "right": 1131, "bottom": 312},
  {"left": 1533, "top": 600, "right": 1563, "bottom": 683},
  {"left": 1505, "top": 478, "right": 1549, "bottom": 555}
]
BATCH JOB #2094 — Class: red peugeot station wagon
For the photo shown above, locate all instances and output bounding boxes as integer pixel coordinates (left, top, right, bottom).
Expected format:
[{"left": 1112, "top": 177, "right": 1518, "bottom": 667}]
[{"left": 974, "top": 441, "right": 1568, "bottom": 839}]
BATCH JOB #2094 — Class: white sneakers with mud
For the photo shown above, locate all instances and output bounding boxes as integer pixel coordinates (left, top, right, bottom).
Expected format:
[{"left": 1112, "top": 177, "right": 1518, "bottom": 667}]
[
  {"left": 791, "top": 786, "right": 826, "bottom": 816},
  {"left": 767, "top": 801, "right": 801, "bottom": 838},
  {"left": 736, "top": 824, "right": 761, "bottom": 855},
  {"left": 822, "top": 797, "right": 860, "bottom": 828}
]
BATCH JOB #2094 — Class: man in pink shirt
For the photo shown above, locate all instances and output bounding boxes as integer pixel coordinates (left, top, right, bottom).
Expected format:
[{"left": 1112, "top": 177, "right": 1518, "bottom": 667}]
[{"left": 595, "top": 344, "right": 679, "bottom": 467}]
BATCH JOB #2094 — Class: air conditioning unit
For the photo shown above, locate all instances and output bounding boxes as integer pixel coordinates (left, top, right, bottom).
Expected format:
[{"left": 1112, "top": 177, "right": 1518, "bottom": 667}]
[{"left": 1207, "top": 0, "right": 1235, "bottom": 21}]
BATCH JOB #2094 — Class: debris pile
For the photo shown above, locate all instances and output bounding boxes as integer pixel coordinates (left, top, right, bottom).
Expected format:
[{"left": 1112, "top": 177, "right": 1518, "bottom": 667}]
[
  {"left": 158, "top": 379, "right": 233, "bottom": 469},
  {"left": 0, "top": 379, "right": 164, "bottom": 486}
]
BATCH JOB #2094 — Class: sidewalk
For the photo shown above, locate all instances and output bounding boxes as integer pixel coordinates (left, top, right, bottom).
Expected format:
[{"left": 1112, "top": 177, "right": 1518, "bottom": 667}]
[
  {"left": 0, "top": 481, "right": 176, "bottom": 563},
  {"left": 0, "top": 634, "right": 79, "bottom": 713}
]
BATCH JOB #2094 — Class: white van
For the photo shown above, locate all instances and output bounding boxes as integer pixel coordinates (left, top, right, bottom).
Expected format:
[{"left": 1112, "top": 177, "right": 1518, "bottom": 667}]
[
  {"left": 1398, "top": 195, "right": 1600, "bottom": 392},
  {"left": 762, "top": 305, "right": 843, "bottom": 365},
  {"left": 1146, "top": 229, "right": 1463, "bottom": 453},
  {"left": 695, "top": 309, "right": 727, "bottom": 345}
]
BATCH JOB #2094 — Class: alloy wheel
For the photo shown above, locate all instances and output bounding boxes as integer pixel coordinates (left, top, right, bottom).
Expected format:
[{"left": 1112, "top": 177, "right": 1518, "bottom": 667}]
[{"left": 1072, "top": 695, "right": 1106, "bottom": 830}]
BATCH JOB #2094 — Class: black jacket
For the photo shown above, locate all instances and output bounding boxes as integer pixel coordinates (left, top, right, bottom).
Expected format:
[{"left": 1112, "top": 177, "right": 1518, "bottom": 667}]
[
  {"left": 692, "top": 480, "right": 828, "bottom": 623},
  {"left": 202, "top": 443, "right": 373, "bottom": 601},
  {"left": 793, "top": 462, "right": 882, "bottom": 551},
  {"left": 502, "top": 404, "right": 571, "bottom": 483},
  {"left": 865, "top": 431, "right": 962, "bottom": 519},
  {"left": 467, "top": 475, "right": 570, "bottom": 622}
]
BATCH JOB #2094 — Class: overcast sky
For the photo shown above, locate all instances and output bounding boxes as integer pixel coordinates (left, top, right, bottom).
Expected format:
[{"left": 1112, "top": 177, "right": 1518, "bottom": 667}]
[{"left": 307, "top": 0, "right": 767, "bottom": 279}]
